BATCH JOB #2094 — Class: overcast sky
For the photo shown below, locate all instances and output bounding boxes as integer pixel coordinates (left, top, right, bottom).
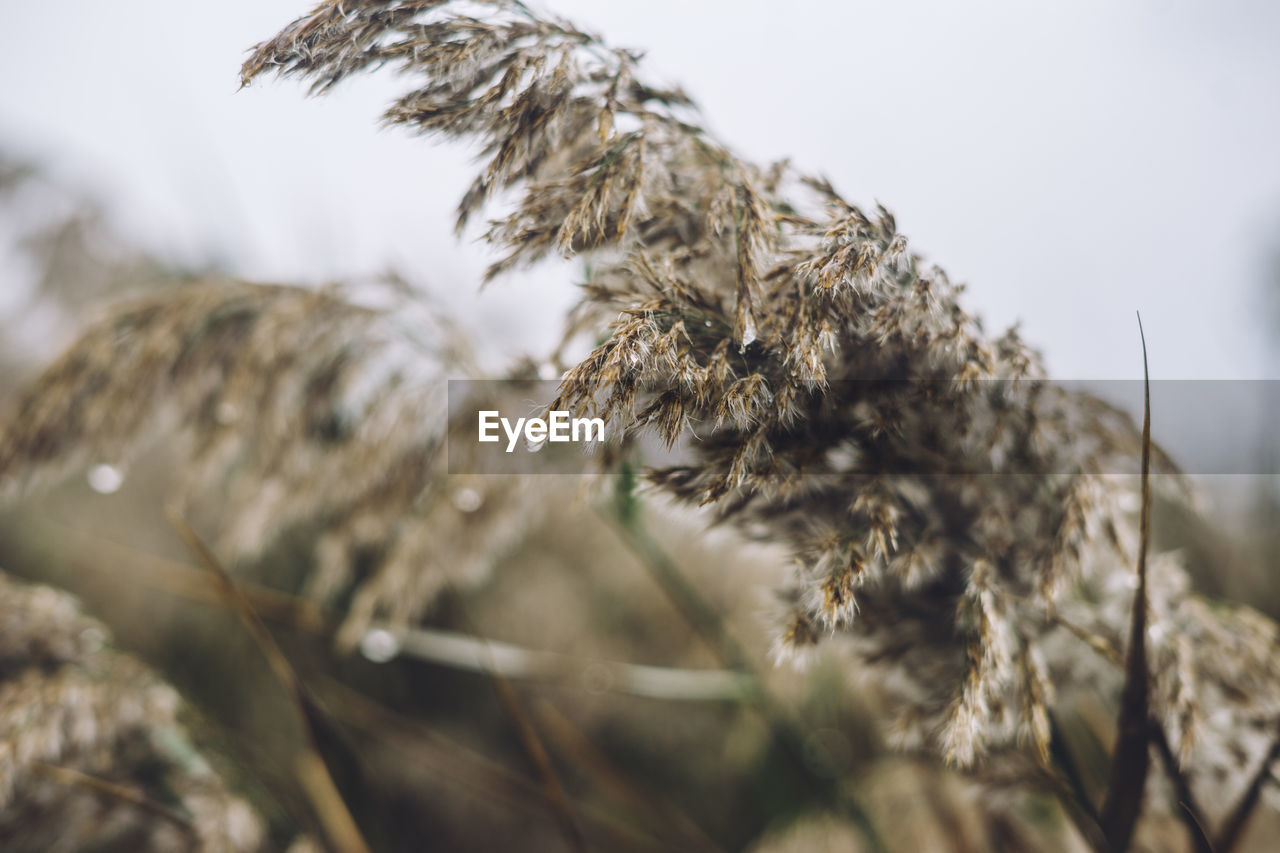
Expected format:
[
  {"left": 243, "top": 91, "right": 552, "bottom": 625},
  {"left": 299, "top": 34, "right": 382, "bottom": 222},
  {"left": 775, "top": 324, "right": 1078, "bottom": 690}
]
[{"left": 2, "top": 0, "right": 1278, "bottom": 380}]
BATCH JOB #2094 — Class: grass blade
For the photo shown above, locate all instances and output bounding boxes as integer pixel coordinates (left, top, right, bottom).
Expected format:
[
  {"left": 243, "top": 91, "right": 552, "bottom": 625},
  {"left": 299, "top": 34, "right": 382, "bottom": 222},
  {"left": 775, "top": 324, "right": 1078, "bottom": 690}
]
[
  {"left": 1216, "top": 732, "right": 1280, "bottom": 852},
  {"left": 1098, "top": 313, "right": 1153, "bottom": 852},
  {"left": 167, "top": 509, "right": 371, "bottom": 853}
]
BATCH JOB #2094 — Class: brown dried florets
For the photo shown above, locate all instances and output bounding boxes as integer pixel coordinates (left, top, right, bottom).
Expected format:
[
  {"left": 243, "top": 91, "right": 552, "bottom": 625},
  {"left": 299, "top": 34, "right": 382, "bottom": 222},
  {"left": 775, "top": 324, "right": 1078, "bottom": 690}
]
[
  {"left": 0, "top": 280, "right": 538, "bottom": 646},
  {"left": 0, "top": 572, "right": 264, "bottom": 851},
  {"left": 235, "top": 4, "right": 1280, "bottom": 820},
  {"left": 0, "top": 2, "right": 1274, "bottom": 840}
]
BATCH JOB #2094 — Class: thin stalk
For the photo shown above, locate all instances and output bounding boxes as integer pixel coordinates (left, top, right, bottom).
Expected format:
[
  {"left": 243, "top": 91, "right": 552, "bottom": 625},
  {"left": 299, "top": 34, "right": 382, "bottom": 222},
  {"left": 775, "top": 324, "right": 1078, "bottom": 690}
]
[
  {"left": 1097, "top": 313, "right": 1154, "bottom": 852},
  {"left": 600, "top": 499, "right": 886, "bottom": 853}
]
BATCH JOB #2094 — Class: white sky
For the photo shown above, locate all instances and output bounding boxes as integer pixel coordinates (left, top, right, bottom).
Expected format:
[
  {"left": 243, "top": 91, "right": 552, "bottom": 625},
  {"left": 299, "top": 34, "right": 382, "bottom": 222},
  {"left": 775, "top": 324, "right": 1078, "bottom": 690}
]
[{"left": 2, "top": 1, "right": 1278, "bottom": 379}]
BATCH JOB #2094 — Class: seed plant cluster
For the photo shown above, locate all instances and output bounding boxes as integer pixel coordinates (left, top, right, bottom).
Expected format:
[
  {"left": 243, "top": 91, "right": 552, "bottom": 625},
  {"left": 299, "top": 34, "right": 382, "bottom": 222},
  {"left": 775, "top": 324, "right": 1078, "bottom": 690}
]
[
  {"left": 0, "top": 574, "right": 265, "bottom": 851},
  {"left": 0, "top": 1, "right": 1276, "bottom": 849}
]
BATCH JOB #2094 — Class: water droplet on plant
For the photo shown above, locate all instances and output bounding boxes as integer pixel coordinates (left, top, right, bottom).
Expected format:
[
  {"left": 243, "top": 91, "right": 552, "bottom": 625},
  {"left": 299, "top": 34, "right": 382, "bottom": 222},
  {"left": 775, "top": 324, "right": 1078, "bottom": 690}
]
[
  {"left": 452, "top": 487, "right": 483, "bottom": 513},
  {"left": 87, "top": 464, "right": 124, "bottom": 495},
  {"left": 360, "top": 629, "right": 401, "bottom": 663}
]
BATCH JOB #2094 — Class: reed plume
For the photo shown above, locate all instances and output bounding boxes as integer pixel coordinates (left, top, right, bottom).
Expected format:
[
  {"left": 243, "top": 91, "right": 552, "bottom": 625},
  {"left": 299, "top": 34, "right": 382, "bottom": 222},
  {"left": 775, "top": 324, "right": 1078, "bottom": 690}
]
[
  {"left": 0, "top": 279, "right": 537, "bottom": 647},
  {"left": 0, "top": 2, "right": 1275, "bottom": 846},
  {"left": 234, "top": 0, "right": 1280, "bottom": 826},
  {"left": 0, "top": 571, "right": 265, "bottom": 851}
]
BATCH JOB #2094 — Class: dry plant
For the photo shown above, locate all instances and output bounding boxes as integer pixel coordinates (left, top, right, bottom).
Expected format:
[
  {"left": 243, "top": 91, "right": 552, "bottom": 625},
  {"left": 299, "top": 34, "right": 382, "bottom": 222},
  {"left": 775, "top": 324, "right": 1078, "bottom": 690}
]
[
  {"left": 0, "top": 1, "right": 1277, "bottom": 850},
  {"left": 0, "top": 571, "right": 265, "bottom": 851},
  {"left": 0, "top": 153, "right": 176, "bottom": 383},
  {"left": 232, "top": 0, "right": 1280, "bottom": 834},
  {"left": 0, "top": 278, "right": 540, "bottom": 648}
]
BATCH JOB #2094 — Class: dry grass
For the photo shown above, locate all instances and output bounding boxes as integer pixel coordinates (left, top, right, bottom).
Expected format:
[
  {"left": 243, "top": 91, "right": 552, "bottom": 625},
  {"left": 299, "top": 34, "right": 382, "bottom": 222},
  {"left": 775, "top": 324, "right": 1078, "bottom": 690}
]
[
  {"left": 0, "top": 3, "right": 1276, "bottom": 850},
  {"left": 0, "top": 573, "right": 266, "bottom": 852}
]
